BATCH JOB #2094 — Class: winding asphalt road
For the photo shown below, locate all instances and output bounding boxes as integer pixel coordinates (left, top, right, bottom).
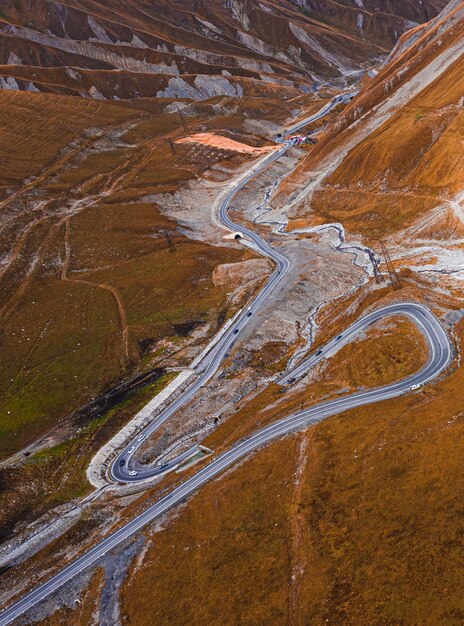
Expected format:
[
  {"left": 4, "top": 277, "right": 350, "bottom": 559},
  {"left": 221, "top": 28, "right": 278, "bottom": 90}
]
[
  {"left": 283, "top": 91, "right": 357, "bottom": 137},
  {"left": 0, "top": 303, "right": 451, "bottom": 625},
  {"left": 0, "top": 93, "right": 451, "bottom": 625},
  {"left": 110, "top": 93, "right": 353, "bottom": 483},
  {"left": 279, "top": 302, "right": 448, "bottom": 386}
]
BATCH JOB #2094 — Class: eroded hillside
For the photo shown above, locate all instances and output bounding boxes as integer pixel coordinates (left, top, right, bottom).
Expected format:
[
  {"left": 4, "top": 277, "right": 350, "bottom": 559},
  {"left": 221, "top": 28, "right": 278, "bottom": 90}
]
[
  {"left": 0, "top": 0, "right": 448, "bottom": 99},
  {"left": 277, "top": 0, "right": 464, "bottom": 273},
  {"left": 0, "top": 78, "right": 334, "bottom": 543},
  {"left": 0, "top": 1, "right": 463, "bottom": 625},
  {"left": 106, "top": 5, "right": 464, "bottom": 623},
  {"left": 109, "top": 3, "right": 464, "bottom": 625}
]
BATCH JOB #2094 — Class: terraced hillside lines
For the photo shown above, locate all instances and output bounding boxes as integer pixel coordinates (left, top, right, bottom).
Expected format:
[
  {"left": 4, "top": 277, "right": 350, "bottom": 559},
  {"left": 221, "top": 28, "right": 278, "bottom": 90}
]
[
  {"left": 0, "top": 84, "right": 268, "bottom": 468},
  {"left": 102, "top": 131, "right": 178, "bottom": 194},
  {"left": 1, "top": 182, "right": 123, "bottom": 325},
  {"left": 0, "top": 216, "right": 64, "bottom": 321},
  {"left": 0, "top": 213, "right": 51, "bottom": 281},
  {"left": 0, "top": 0, "right": 448, "bottom": 100},
  {"left": 0, "top": 93, "right": 144, "bottom": 336},
  {"left": 0, "top": 91, "right": 133, "bottom": 200},
  {"left": 0, "top": 126, "right": 106, "bottom": 210}
]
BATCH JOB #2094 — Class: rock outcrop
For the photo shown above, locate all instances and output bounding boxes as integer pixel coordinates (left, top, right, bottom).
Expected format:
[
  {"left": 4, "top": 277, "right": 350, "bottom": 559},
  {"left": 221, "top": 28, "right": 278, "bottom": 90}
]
[{"left": 0, "top": 0, "right": 448, "bottom": 99}]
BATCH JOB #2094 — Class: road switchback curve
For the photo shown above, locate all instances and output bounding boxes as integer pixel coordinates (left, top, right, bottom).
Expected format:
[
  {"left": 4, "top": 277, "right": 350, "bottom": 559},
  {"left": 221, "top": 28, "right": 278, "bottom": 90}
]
[
  {"left": 2, "top": 92, "right": 452, "bottom": 626},
  {"left": 110, "top": 94, "right": 349, "bottom": 483},
  {"left": 0, "top": 302, "right": 451, "bottom": 626}
]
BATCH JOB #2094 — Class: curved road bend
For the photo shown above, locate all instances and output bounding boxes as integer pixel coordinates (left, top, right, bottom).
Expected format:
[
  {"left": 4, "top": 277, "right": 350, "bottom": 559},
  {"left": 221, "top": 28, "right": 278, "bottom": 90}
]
[
  {"left": 279, "top": 301, "right": 448, "bottom": 386},
  {"left": 0, "top": 91, "right": 392, "bottom": 624},
  {"left": 0, "top": 302, "right": 452, "bottom": 625},
  {"left": 110, "top": 93, "right": 354, "bottom": 483}
]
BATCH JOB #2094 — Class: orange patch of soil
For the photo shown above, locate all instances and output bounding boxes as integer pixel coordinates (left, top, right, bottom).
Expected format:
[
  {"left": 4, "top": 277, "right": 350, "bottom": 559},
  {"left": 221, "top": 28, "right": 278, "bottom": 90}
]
[{"left": 176, "top": 132, "right": 276, "bottom": 155}]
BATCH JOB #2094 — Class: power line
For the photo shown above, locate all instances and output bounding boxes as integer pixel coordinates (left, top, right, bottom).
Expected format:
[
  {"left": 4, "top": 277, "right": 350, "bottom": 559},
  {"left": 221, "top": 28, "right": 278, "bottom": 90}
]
[
  {"left": 378, "top": 240, "right": 402, "bottom": 290},
  {"left": 162, "top": 230, "right": 176, "bottom": 253},
  {"left": 368, "top": 250, "right": 385, "bottom": 284}
]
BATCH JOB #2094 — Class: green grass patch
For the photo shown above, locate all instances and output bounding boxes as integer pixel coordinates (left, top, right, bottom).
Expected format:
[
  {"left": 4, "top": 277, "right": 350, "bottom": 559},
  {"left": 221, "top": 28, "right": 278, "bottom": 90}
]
[
  {"left": 30, "top": 372, "right": 176, "bottom": 464},
  {"left": 17, "top": 371, "right": 177, "bottom": 511}
]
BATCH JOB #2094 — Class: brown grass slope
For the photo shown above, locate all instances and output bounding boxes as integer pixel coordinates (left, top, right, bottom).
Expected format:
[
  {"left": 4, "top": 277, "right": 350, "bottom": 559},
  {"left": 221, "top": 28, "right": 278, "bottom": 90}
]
[
  {"left": 277, "top": 0, "right": 464, "bottom": 240},
  {"left": 115, "top": 315, "right": 464, "bottom": 626},
  {"left": 0, "top": 88, "right": 264, "bottom": 460},
  {"left": 109, "top": 7, "right": 464, "bottom": 625},
  {"left": 0, "top": 75, "right": 325, "bottom": 540}
]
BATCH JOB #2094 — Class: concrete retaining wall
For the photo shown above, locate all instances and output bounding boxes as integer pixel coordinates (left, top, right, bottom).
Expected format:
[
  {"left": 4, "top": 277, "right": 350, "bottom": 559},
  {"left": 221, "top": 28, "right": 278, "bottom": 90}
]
[
  {"left": 86, "top": 370, "right": 196, "bottom": 488},
  {"left": 190, "top": 307, "right": 242, "bottom": 369}
]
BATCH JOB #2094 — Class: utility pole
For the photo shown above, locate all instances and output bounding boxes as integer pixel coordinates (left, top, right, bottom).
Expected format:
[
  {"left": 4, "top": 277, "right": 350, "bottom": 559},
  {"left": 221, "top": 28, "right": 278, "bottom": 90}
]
[
  {"left": 378, "top": 240, "right": 402, "bottom": 290},
  {"left": 176, "top": 106, "right": 188, "bottom": 133},
  {"left": 368, "top": 250, "right": 385, "bottom": 284},
  {"left": 167, "top": 138, "right": 176, "bottom": 155},
  {"left": 162, "top": 230, "right": 176, "bottom": 253}
]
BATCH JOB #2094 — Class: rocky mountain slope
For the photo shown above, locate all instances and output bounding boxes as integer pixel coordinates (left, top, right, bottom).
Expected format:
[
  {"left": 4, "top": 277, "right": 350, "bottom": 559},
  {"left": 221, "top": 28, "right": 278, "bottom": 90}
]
[
  {"left": 1, "top": 2, "right": 462, "bottom": 625},
  {"left": 0, "top": 0, "right": 448, "bottom": 100},
  {"left": 278, "top": 0, "right": 464, "bottom": 278},
  {"left": 111, "top": 2, "right": 464, "bottom": 625}
]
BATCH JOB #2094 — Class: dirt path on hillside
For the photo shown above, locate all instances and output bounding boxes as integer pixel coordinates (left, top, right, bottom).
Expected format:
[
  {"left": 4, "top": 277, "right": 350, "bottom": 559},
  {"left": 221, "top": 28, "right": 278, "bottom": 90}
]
[
  {"left": 61, "top": 217, "right": 130, "bottom": 366},
  {"left": 0, "top": 213, "right": 52, "bottom": 281},
  {"left": 0, "top": 217, "right": 64, "bottom": 320}
]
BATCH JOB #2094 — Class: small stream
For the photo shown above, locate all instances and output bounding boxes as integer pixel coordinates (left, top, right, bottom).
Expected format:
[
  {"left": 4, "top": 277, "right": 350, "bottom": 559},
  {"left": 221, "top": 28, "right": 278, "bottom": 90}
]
[{"left": 247, "top": 174, "right": 384, "bottom": 369}]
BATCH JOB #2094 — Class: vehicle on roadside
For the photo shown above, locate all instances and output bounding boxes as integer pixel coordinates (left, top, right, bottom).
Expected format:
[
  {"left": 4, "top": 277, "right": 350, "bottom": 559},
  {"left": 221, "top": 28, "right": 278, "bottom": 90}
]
[{"left": 410, "top": 383, "right": 421, "bottom": 390}]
